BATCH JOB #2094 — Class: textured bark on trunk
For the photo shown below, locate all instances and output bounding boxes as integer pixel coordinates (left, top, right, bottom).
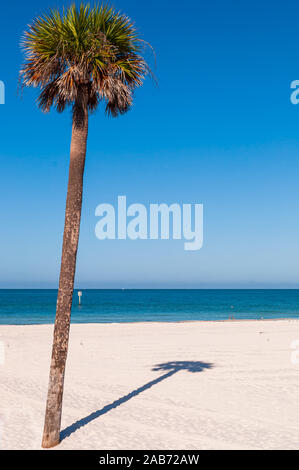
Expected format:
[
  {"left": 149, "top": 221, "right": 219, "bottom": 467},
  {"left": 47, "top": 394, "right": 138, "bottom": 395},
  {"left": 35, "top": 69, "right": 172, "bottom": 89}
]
[{"left": 42, "top": 86, "right": 89, "bottom": 448}]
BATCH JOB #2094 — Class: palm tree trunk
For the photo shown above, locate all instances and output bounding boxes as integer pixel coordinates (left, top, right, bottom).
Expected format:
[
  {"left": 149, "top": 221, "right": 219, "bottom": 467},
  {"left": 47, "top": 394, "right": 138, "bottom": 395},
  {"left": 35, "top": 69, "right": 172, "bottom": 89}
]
[{"left": 42, "top": 86, "right": 89, "bottom": 448}]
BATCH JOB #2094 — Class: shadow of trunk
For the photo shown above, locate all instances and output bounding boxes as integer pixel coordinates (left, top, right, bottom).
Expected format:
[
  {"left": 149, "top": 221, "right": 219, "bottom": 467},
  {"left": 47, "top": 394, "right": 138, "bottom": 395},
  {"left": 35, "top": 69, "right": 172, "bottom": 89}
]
[
  {"left": 60, "top": 369, "right": 176, "bottom": 441},
  {"left": 60, "top": 360, "right": 214, "bottom": 442}
]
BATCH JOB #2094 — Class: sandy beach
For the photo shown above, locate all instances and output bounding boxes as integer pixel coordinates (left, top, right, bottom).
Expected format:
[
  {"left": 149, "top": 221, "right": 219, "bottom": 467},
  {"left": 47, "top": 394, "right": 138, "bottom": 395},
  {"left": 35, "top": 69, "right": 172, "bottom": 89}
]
[{"left": 1, "top": 319, "right": 299, "bottom": 450}]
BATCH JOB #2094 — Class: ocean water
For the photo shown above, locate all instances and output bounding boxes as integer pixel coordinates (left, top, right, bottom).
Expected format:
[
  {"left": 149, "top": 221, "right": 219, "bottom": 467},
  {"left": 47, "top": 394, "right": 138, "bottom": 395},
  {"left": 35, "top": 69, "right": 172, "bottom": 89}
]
[{"left": 0, "top": 289, "right": 299, "bottom": 325}]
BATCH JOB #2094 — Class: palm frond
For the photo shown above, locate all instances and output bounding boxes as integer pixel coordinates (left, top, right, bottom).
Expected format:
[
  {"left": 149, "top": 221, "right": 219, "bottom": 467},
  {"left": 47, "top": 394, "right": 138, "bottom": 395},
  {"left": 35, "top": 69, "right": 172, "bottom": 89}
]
[{"left": 20, "top": 2, "right": 153, "bottom": 117}]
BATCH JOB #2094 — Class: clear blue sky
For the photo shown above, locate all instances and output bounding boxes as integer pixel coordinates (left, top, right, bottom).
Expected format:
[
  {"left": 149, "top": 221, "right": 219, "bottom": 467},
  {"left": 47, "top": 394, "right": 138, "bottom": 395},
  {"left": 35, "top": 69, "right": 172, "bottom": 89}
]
[{"left": 0, "top": 0, "right": 299, "bottom": 288}]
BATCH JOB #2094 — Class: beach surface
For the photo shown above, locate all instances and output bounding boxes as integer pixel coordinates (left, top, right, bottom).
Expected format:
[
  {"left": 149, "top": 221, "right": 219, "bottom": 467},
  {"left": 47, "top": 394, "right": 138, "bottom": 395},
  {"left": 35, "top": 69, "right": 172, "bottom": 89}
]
[{"left": 1, "top": 319, "right": 299, "bottom": 450}]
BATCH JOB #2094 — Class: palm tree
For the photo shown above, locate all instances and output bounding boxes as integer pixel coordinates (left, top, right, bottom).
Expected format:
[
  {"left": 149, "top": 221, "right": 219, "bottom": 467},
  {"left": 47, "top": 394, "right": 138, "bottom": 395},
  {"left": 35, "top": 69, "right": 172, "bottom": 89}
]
[{"left": 20, "top": 2, "right": 150, "bottom": 448}]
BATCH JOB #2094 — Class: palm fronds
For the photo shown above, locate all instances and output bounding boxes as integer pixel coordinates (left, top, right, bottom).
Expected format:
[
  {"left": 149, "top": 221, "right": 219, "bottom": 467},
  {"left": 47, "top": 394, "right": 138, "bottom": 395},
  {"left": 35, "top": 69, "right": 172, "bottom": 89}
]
[{"left": 20, "top": 3, "right": 151, "bottom": 116}]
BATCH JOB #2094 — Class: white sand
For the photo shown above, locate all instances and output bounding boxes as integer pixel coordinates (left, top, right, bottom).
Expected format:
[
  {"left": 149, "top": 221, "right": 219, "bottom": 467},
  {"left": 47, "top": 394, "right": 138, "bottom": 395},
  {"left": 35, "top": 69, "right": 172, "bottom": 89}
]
[{"left": 1, "top": 319, "right": 299, "bottom": 450}]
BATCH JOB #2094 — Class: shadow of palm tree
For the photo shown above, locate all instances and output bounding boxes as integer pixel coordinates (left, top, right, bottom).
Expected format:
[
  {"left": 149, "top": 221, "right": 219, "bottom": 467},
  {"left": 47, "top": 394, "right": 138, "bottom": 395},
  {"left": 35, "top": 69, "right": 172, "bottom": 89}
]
[{"left": 60, "top": 360, "right": 213, "bottom": 441}]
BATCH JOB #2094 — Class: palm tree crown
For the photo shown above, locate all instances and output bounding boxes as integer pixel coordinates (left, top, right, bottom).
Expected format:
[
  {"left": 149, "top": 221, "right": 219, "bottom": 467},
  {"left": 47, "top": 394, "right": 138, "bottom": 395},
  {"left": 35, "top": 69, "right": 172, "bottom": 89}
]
[{"left": 20, "top": 2, "right": 149, "bottom": 117}]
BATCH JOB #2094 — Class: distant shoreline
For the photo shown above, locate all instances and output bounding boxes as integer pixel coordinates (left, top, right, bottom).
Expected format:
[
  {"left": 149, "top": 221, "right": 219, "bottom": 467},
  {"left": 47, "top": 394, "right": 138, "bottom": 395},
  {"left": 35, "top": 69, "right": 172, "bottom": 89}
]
[
  {"left": 1, "top": 288, "right": 299, "bottom": 290},
  {"left": 1, "top": 316, "right": 299, "bottom": 327}
]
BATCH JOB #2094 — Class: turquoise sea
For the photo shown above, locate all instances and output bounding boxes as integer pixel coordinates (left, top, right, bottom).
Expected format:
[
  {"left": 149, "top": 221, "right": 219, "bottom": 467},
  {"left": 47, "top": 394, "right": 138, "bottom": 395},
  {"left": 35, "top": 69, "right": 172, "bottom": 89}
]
[{"left": 0, "top": 289, "right": 299, "bottom": 324}]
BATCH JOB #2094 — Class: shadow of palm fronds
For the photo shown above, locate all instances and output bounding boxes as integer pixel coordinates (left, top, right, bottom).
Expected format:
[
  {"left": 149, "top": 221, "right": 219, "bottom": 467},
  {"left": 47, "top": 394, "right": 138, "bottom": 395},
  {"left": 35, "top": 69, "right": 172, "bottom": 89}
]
[
  {"left": 60, "top": 360, "right": 213, "bottom": 441},
  {"left": 152, "top": 360, "right": 213, "bottom": 373}
]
